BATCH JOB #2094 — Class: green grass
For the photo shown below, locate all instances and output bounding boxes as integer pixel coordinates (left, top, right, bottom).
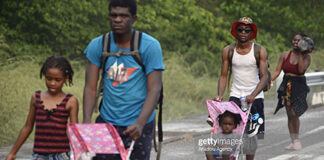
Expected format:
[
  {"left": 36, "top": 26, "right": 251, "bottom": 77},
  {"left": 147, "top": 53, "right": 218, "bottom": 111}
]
[
  {"left": 1, "top": 49, "right": 322, "bottom": 147},
  {"left": 0, "top": 54, "right": 217, "bottom": 147},
  {"left": 162, "top": 54, "right": 217, "bottom": 121},
  {"left": 308, "top": 49, "right": 324, "bottom": 72},
  {"left": 0, "top": 57, "right": 90, "bottom": 146}
]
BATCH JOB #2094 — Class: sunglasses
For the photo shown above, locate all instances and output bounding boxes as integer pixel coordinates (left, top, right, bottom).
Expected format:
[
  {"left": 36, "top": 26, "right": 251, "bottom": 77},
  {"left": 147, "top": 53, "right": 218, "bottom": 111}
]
[{"left": 236, "top": 27, "right": 253, "bottom": 33}]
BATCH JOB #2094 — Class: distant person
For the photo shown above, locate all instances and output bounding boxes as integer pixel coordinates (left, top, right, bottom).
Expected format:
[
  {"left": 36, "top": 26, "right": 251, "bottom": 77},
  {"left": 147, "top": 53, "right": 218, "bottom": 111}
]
[
  {"left": 206, "top": 111, "right": 242, "bottom": 160},
  {"left": 6, "top": 56, "right": 79, "bottom": 160},
  {"left": 82, "top": 0, "right": 164, "bottom": 159},
  {"left": 214, "top": 17, "right": 268, "bottom": 160},
  {"left": 272, "top": 33, "right": 314, "bottom": 150}
]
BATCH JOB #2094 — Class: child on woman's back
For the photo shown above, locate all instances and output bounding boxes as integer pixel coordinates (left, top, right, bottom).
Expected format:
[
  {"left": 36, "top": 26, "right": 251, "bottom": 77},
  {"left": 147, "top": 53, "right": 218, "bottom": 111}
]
[
  {"left": 6, "top": 56, "right": 79, "bottom": 160},
  {"left": 206, "top": 111, "right": 242, "bottom": 160}
]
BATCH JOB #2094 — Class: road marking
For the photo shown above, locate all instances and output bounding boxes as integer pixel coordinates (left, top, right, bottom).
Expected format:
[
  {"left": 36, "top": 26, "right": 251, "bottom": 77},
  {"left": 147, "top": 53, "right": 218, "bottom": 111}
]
[
  {"left": 303, "top": 125, "right": 324, "bottom": 136},
  {"left": 313, "top": 155, "right": 324, "bottom": 160},
  {"left": 269, "top": 154, "right": 324, "bottom": 160},
  {"left": 268, "top": 140, "right": 324, "bottom": 160},
  {"left": 258, "top": 125, "right": 324, "bottom": 151},
  {"left": 268, "top": 154, "right": 313, "bottom": 160},
  {"left": 267, "top": 110, "right": 324, "bottom": 122}
]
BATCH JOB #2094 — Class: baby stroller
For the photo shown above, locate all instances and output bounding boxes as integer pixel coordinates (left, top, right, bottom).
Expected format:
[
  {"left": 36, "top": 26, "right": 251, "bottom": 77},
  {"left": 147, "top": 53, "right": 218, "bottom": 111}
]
[
  {"left": 67, "top": 123, "right": 135, "bottom": 160},
  {"left": 205, "top": 100, "right": 249, "bottom": 160}
]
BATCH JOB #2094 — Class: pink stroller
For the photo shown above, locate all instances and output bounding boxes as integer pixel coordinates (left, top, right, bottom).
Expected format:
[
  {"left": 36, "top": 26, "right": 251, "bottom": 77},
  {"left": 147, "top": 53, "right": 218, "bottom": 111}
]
[
  {"left": 67, "top": 123, "right": 135, "bottom": 160},
  {"left": 205, "top": 100, "right": 249, "bottom": 160}
]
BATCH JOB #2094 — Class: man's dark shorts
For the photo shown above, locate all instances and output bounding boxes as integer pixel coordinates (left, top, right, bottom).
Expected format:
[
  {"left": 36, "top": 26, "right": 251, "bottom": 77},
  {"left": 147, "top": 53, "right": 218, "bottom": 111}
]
[
  {"left": 229, "top": 97, "right": 264, "bottom": 154},
  {"left": 93, "top": 115, "right": 154, "bottom": 160}
]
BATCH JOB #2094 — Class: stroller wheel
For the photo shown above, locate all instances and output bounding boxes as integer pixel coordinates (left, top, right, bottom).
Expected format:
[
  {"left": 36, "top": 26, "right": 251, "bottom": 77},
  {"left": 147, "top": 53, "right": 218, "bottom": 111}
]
[{"left": 206, "top": 117, "right": 214, "bottom": 127}]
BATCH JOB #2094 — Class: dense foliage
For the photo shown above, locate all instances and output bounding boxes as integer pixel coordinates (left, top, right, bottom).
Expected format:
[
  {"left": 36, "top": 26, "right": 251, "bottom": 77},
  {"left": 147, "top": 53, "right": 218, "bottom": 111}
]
[
  {"left": 0, "top": 0, "right": 323, "bottom": 147},
  {"left": 1, "top": 0, "right": 323, "bottom": 74},
  {"left": 0, "top": 0, "right": 108, "bottom": 58}
]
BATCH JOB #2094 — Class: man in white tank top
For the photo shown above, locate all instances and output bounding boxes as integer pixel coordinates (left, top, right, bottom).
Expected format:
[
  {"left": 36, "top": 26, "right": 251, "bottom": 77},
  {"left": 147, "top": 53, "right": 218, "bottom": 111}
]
[{"left": 214, "top": 17, "right": 268, "bottom": 160}]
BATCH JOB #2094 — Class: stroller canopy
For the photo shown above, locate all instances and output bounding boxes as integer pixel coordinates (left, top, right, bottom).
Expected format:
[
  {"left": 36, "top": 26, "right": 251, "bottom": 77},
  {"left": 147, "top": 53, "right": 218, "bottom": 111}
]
[{"left": 206, "top": 100, "right": 248, "bottom": 134}]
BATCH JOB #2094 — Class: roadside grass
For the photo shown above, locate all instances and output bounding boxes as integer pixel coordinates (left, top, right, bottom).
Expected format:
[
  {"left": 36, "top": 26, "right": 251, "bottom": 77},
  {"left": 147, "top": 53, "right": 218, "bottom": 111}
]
[
  {"left": 0, "top": 57, "right": 88, "bottom": 146},
  {"left": 162, "top": 53, "right": 217, "bottom": 122},
  {"left": 309, "top": 49, "right": 324, "bottom": 72},
  {"left": 1, "top": 49, "right": 321, "bottom": 147},
  {"left": 0, "top": 57, "right": 42, "bottom": 146},
  {"left": 0, "top": 54, "right": 218, "bottom": 147}
]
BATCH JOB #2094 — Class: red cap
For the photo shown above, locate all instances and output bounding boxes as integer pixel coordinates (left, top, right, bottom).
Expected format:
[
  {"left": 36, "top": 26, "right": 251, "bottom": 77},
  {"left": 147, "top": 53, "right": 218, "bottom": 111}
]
[{"left": 231, "top": 17, "right": 257, "bottom": 40}]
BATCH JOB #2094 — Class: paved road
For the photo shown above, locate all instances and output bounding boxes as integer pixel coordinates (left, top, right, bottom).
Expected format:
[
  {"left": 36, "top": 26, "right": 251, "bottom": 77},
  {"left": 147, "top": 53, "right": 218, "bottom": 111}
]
[
  {"left": 150, "top": 101, "right": 324, "bottom": 160},
  {"left": 1, "top": 99, "right": 324, "bottom": 160}
]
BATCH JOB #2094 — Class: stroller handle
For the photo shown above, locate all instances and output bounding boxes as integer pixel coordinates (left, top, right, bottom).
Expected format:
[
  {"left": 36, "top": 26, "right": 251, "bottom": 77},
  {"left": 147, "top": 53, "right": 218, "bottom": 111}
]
[{"left": 127, "top": 140, "right": 136, "bottom": 160}]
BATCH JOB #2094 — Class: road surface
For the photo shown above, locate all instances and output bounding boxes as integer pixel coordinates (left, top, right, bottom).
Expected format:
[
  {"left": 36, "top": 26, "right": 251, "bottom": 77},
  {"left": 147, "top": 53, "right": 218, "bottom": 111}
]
[{"left": 1, "top": 99, "right": 324, "bottom": 160}]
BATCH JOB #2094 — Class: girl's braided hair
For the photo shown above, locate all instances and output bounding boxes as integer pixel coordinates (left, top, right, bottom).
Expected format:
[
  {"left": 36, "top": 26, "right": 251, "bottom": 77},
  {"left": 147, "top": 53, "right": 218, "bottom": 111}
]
[{"left": 40, "top": 56, "right": 74, "bottom": 86}]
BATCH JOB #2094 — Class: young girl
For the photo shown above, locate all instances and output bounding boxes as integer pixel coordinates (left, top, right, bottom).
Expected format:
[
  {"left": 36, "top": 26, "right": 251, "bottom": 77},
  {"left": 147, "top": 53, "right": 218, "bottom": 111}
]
[
  {"left": 206, "top": 111, "right": 242, "bottom": 160},
  {"left": 6, "top": 56, "right": 79, "bottom": 160}
]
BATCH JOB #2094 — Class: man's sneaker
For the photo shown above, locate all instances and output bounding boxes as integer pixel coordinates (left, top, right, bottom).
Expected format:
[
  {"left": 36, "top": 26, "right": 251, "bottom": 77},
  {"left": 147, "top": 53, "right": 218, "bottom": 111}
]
[
  {"left": 247, "top": 117, "right": 264, "bottom": 137},
  {"left": 206, "top": 117, "right": 214, "bottom": 127}
]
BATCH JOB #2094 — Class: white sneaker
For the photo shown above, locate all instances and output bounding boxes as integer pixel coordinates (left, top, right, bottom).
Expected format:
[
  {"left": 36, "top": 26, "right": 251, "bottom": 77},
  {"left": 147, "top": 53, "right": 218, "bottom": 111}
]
[{"left": 247, "top": 117, "right": 264, "bottom": 137}]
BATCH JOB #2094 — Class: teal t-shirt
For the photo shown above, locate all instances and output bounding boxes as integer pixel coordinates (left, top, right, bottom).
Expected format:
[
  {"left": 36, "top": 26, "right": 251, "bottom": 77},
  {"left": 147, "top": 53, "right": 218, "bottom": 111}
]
[{"left": 84, "top": 32, "right": 165, "bottom": 126}]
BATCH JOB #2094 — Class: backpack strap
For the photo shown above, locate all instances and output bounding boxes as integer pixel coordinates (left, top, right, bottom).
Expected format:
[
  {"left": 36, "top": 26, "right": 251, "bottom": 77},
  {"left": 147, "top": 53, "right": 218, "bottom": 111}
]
[
  {"left": 227, "top": 43, "right": 236, "bottom": 91},
  {"left": 94, "top": 31, "right": 143, "bottom": 112},
  {"left": 227, "top": 43, "right": 264, "bottom": 91},
  {"left": 228, "top": 42, "right": 263, "bottom": 70},
  {"left": 253, "top": 43, "right": 271, "bottom": 91},
  {"left": 254, "top": 43, "right": 261, "bottom": 68},
  {"left": 157, "top": 86, "right": 163, "bottom": 143},
  {"left": 102, "top": 31, "right": 144, "bottom": 71},
  {"left": 101, "top": 32, "right": 111, "bottom": 85},
  {"left": 102, "top": 32, "right": 111, "bottom": 67},
  {"left": 253, "top": 43, "right": 271, "bottom": 74},
  {"left": 227, "top": 42, "right": 271, "bottom": 93},
  {"left": 153, "top": 85, "right": 163, "bottom": 159},
  {"left": 98, "top": 31, "right": 164, "bottom": 153},
  {"left": 131, "top": 31, "right": 145, "bottom": 73}
]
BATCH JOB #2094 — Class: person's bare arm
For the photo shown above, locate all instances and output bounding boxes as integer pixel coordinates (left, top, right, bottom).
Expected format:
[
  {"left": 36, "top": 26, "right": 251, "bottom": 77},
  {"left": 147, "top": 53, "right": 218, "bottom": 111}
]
[
  {"left": 297, "top": 53, "right": 311, "bottom": 74},
  {"left": 6, "top": 94, "right": 36, "bottom": 160},
  {"left": 83, "top": 61, "right": 100, "bottom": 123},
  {"left": 215, "top": 46, "right": 230, "bottom": 102},
  {"left": 67, "top": 96, "right": 79, "bottom": 123},
  {"left": 271, "top": 51, "right": 287, "bottom": 81},
  {"left": 123, "top": 70, "right": 162, "bottom": 140},
  {"left": 247, "top": 47, "right": 268, "bottom": 102}
]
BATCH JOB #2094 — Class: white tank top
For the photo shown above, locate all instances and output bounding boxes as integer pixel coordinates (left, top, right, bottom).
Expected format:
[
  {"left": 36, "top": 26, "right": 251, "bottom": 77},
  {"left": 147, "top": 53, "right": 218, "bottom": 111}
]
[{"left": 230, "top": 43, "right": 264, "bottom": 99}]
